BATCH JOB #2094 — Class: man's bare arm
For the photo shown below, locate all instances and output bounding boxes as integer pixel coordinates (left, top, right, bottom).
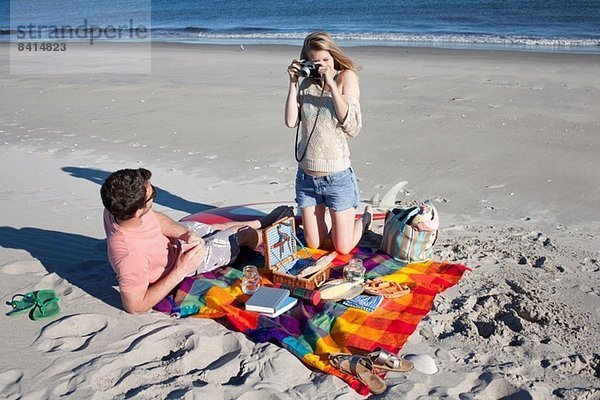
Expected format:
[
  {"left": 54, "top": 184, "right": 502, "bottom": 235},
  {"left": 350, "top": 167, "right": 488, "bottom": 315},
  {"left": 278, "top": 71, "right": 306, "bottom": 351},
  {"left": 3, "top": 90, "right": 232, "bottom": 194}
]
[
  {"left": 120, "top": 242, "right": 206, "bottom": 314},
  {"left": 154, "top": 211, "right": 190, "bottom": 239}
]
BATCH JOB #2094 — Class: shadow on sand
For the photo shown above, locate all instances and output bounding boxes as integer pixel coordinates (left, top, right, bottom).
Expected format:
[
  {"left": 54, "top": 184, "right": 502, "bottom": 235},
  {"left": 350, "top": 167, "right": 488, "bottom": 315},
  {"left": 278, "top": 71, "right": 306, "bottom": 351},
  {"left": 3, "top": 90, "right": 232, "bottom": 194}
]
[
  {"left": 62, "top": 166, "right": 216, "bottom": 215},
  {"left": 0, "top": 226, "right": 122, "bottom": 309}
]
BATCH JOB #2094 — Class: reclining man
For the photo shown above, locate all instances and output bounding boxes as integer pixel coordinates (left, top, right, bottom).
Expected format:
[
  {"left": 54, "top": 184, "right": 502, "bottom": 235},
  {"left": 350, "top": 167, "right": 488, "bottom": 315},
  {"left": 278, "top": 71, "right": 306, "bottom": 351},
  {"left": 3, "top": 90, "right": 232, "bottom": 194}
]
[{"left": 101, "top": 168, "right": 292, "bottom": 314}]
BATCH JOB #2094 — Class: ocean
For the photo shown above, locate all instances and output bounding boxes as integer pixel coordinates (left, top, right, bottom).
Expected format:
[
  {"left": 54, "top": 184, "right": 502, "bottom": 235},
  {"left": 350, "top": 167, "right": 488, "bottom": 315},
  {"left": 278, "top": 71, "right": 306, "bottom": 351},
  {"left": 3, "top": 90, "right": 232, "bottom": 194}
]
[{"left": 1, "top": 0, "right": 599, "bottom": 53}]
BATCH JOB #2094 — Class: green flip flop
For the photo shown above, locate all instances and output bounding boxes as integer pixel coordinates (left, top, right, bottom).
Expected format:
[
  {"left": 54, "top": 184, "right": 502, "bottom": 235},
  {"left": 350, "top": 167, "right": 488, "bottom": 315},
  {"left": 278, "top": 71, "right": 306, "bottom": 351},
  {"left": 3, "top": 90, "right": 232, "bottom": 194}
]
[
  {"left": 29, "top": 290, "right": 60, "bottom": 321},
  {"left": 6, "top": 292, "right": 38, "bottom": 316}
]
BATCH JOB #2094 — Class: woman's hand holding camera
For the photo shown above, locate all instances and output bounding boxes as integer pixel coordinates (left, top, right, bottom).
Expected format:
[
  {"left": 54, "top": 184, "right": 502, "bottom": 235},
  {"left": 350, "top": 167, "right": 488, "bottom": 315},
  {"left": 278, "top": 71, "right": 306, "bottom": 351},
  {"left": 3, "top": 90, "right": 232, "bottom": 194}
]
[
  {"left": 289, "top": 59, "right": 335, "bottom": 82},
  {"left": 319, "top": 64, "right": 336, "bottom": 86},
  {"left": 287, "top": 59, "right": 302, "bottom": 83}
]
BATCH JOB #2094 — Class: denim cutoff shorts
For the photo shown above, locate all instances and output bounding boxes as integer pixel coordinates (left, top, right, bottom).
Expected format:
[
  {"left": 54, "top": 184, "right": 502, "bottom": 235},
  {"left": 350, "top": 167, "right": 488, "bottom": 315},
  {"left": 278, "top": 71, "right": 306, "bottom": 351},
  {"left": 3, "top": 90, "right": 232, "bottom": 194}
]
[{"left": 295, "top": 167, "right": 360, "bottom": 212}]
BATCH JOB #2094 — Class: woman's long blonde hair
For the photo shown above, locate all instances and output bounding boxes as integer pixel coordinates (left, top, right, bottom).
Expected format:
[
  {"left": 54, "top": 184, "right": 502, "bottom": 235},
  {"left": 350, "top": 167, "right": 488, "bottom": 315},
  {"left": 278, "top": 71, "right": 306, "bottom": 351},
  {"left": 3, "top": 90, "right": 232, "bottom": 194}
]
[{"left": 300, "top": 32, "right": 357, "bottom": 73}]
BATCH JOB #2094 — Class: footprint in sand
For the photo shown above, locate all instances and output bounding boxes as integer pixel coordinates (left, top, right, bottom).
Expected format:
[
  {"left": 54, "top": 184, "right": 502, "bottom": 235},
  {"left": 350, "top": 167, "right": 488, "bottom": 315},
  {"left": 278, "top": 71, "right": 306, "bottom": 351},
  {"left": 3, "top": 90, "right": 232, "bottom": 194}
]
[
  {"left": 577, "top": 284, "right": 599, "bottom": 297},
  {"left": 464, "top": 372, "right": 533, "bottom": 399},
  {"left": 248, "top": 344, "right": 310, "bottom": 386},
  {"left": 197, "top": 331, "right": 249, "bottom": 386},
  {"left": 0, "top": 259, "right": 47, "bottom": 275},
  {"left": 201, "top": 331, "right": 244, "bottom": 371},
  {"left": 0, "top": 369, "right": 24, "bottom": 399},
  {"left": 35, "top": 314, "right": 109, "bottom": 353},
  {"left": 90, "top": 323, "right": 203, "bottom": 393},
  {"left": 237, "top": 392, "right": 290, "bottom": 400},
  {"left": 541, "top": 354, "right": 599, "bottom": 377},
  {"left": 553, "top": 387, "right": 600, "bottom": 399}
]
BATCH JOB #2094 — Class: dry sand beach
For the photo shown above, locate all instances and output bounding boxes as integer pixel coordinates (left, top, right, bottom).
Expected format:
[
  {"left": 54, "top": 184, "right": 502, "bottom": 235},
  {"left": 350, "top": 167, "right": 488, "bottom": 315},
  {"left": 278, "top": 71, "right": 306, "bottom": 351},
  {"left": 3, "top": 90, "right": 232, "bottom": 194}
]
[{"left": 1, "top": 42, "right": 599, "bottom": 399}]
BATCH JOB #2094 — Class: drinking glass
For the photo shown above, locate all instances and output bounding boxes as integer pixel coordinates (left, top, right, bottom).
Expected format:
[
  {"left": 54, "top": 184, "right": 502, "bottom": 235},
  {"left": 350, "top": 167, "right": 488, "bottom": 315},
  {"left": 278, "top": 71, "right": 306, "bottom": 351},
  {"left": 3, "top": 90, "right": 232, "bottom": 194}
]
[
  {"left": 241, "top": 265, "right": 262, "bottom": 294},
  {"left": 343, "top": 258, "right": 365, "bottom": 283}
]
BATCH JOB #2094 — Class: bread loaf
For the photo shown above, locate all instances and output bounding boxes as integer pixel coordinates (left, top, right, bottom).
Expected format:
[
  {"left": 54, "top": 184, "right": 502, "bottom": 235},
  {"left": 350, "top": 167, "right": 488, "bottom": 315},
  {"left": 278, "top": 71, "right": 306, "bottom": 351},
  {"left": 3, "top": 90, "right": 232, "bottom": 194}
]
[{"left": 320, "top": 282, "right": 355, "bottom": 299}]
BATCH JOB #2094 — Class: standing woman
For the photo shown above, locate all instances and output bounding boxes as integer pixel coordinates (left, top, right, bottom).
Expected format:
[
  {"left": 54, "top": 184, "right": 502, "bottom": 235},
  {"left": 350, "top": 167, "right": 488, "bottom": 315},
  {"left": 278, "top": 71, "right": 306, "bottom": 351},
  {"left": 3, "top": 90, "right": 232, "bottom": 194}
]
[{"left": 285, "top": 32, "right": 371, "bottom": 255}]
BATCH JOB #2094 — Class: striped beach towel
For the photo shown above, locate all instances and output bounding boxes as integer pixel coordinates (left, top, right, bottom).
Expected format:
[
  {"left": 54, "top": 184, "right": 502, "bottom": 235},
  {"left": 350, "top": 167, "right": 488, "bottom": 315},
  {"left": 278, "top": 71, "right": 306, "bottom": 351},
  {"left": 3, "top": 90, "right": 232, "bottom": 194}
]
[{"left": 156, "top": 248, "right": 469, "bottom": 395}]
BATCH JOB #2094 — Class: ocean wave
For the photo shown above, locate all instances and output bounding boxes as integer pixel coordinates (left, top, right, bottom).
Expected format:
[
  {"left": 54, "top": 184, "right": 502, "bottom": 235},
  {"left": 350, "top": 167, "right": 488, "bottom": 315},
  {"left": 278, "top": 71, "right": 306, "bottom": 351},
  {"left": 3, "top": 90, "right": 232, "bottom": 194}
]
[
  {"left": 218, "top": 26, "right": 281, "bottom": 34},
  {"left": 152, "top": 26, "right": 284, "bottom": 35},
  {"left": 150, "top": 26, "right": 283, "bottom": 36},
  {"left": 179, "top": 27, "right": 212, "bottom": 34},
  {"left": 155, "top": 30, "right": 600, "bottom": 48},
  {"left": 334, "top": 32, "right": 600, "bottom": 47},
  {"left": 0, "top": 29, "right": 18, "bottom": 36},
  {"left": 1, "top": 27, "right": 598, "bottom": 49}
]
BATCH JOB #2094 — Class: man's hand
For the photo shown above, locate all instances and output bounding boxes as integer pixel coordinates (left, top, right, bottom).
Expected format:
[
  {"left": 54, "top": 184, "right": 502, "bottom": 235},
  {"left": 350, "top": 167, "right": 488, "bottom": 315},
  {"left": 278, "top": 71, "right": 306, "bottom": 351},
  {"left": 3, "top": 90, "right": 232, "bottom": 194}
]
[
  {"left": 175, "top": 239, "right": 206, "bottom": 276},
  {"left": 180, "top": 230, "right": 202, "bottom": 244}
]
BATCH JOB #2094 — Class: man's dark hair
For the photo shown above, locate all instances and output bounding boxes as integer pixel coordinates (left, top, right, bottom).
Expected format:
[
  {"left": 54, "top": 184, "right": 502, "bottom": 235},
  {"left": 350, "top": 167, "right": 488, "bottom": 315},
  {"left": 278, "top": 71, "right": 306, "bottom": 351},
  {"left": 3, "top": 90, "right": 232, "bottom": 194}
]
[{"left": 101, "top": 168, "right": 152, "bottom": 220}]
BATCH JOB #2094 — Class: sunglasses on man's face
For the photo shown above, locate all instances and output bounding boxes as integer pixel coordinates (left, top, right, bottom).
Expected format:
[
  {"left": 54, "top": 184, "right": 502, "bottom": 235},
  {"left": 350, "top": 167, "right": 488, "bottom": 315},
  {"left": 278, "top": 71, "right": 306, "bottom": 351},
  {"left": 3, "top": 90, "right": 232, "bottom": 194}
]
[{"left": 145, "top": 185, "right": 156, "bottom": 204}]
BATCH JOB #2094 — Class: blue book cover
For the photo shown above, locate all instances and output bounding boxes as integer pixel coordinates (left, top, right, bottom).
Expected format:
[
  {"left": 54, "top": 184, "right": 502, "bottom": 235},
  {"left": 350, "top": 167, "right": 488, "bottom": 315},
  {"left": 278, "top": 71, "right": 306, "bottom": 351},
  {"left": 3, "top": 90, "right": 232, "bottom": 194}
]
[
  {"left": 259, "top": 296, "right": 298, "bottom": 318},
  {"left": 245, "top": 286, "right": 290, "bottom": 313}
]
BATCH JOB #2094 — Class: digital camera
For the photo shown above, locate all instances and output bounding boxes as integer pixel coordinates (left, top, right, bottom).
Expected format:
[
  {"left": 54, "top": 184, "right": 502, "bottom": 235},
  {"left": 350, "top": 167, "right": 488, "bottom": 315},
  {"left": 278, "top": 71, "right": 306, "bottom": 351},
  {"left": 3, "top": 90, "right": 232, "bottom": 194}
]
[{"left": 299, "top": 60, "right": 321, "bottom": 78}]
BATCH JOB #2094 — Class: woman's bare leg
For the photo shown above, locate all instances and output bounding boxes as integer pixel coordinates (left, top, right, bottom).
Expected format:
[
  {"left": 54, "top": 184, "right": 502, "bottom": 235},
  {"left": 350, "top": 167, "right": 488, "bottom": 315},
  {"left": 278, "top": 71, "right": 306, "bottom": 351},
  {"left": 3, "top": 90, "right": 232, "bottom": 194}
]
[
  {"left": 300, "top": 204, "right": 330, "bottom": 249},
  {"left": 330, "top": 206, "right": 373, "bottom": 255}
]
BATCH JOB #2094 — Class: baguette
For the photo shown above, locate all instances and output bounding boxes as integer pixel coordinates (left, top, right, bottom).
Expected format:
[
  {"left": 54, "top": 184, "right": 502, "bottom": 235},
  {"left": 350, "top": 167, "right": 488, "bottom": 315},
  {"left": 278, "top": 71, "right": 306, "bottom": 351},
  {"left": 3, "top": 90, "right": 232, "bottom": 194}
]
[
  {"left": 320, "top": 282, "right": 355, "bottom": 300},
  {"left": 298, "top": 252, "right": 336, "bottom": 278}
]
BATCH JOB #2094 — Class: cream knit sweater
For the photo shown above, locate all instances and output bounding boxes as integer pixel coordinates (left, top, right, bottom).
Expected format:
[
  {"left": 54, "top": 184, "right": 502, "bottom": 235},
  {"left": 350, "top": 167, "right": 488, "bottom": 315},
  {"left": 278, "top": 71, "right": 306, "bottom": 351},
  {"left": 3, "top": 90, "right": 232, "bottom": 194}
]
[{"left": 297, "top": 79, "right": 362, "bottom": 173}]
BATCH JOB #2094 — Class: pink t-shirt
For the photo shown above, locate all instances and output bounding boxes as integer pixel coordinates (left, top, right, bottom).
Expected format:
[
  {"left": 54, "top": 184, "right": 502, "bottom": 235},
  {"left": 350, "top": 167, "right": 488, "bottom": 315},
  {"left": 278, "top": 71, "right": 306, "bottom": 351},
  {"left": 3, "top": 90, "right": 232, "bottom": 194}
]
[{"left": 104, "top": 209, "right": 178, "bottom": 293}]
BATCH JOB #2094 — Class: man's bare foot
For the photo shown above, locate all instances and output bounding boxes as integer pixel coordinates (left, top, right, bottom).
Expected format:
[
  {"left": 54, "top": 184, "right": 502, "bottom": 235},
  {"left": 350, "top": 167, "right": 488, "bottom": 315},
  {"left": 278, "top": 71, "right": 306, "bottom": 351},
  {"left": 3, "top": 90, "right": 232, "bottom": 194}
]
[
  {"left": 362, "top": 205, "right": 373, "bottom": 233},
  {"left": 237, "top": 226, "right": 260, "bottom": 249},
  {"left": 259, "top": 205, "right": 295, "bottom": 228}
]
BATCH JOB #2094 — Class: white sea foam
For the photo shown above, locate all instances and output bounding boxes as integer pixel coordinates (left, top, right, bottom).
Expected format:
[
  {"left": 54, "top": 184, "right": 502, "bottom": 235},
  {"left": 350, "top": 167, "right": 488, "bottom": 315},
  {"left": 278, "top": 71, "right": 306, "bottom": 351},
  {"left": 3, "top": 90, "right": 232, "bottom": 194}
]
[
  {"left": 212, "top": 32, "right": 598, "bottom": 47},
  {"left": 2, "top": 28, "right": 598, "bottom": 52}
]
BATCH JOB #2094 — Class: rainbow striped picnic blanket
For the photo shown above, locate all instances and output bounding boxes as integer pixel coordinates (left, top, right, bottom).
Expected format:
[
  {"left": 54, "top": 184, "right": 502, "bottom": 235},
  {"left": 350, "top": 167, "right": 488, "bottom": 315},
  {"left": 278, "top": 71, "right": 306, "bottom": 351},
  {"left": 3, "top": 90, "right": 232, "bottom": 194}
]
[{"left": 156, "top": 248, "right": 469, "bottom": 395}]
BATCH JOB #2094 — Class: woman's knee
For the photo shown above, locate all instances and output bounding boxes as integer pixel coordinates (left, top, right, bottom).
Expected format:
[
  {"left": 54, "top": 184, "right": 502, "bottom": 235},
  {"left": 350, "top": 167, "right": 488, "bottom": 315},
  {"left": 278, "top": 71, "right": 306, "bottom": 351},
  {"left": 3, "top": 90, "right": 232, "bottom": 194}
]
[
  {"left": 333, "top": 239, "right": 354, "bottom": 255},
  {"left": 330, "top": 209, "right": 358, "bottom": 254},
  {"left": 301, "top": 206, "right": 328, "bottom": 249},
  {"left": 304, "top": 232, "right": 323, "bottom": 249}
]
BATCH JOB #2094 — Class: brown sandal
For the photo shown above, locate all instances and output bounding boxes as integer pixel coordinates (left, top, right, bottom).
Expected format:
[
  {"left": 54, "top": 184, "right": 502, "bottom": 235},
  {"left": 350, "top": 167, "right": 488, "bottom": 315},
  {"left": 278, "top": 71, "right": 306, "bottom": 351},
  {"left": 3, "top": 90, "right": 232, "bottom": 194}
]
[
  {"left": 329, "top": 353, "right": 387, "bottom": 394},
  {"left": 368, "top": 347, "right": 414, "bottom": 372}
]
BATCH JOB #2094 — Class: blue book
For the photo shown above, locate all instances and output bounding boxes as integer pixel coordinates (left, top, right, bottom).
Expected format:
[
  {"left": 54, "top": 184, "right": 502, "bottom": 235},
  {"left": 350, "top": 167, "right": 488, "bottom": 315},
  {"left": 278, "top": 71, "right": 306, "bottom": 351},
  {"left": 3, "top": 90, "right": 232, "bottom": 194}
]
[
  {"left": 259, "top": 296, "right": 298, "bottom": 318},
  {"left": 245, "top": 286, "right": 290, "bottom": 313}
]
